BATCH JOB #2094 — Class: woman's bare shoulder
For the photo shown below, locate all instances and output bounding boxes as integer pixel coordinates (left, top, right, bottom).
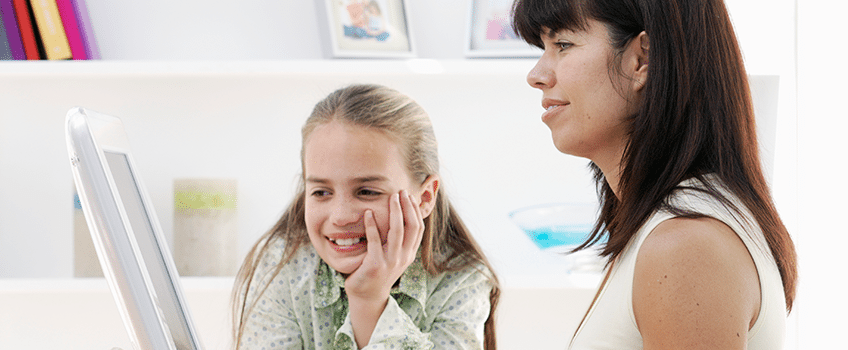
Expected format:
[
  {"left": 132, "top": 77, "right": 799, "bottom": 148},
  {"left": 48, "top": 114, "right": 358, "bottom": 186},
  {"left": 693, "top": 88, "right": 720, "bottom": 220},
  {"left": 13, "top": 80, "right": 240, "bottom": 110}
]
[{"left": 632, "top": 216, "right": 761, "bottom": 349}]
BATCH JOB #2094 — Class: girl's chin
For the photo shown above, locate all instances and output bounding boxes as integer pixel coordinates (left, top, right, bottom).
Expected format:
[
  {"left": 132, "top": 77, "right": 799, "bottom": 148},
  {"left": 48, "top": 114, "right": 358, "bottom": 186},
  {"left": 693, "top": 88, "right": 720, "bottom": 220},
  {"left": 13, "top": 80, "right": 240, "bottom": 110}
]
[{"left": 323, "top": 254, "right": 366, "bottom": 275}]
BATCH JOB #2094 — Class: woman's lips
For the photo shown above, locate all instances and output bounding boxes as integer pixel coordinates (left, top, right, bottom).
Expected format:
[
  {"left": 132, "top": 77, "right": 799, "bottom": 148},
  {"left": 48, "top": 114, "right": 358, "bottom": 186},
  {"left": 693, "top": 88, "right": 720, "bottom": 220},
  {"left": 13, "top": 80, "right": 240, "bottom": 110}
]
[
  {"left": 542, "top": 103, "right": 569, "bottom": 123},
  {"left": 541, "top": 98, "right": 569, "bottom": 111}
]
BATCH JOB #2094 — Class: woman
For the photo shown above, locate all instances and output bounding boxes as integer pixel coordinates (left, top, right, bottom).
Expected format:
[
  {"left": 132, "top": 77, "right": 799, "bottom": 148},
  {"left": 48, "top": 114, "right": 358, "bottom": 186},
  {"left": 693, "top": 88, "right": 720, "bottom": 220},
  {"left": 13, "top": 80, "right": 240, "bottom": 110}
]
[{"left": 512, "top": 0, "right": 797, "bottom": 348}]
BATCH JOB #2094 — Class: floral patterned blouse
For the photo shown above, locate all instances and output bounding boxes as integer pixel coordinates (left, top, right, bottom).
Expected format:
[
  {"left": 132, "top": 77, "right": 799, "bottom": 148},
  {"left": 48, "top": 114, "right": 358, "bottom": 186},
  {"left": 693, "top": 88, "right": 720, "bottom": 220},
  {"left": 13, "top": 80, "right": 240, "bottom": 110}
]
[{"left": 239, "top": 239, "right": 494, "bottom": 350}]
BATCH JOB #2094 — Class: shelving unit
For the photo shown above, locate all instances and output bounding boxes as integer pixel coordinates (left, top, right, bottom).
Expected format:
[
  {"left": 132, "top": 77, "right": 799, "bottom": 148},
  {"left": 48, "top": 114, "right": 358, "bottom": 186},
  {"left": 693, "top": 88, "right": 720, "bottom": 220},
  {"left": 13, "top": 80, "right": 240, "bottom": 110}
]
[
  {"left": 0, "top": 59, "right": 602, "bottom": 281},
  {"left": 0, "top": 58, "right": 602, "bottom": 348}
]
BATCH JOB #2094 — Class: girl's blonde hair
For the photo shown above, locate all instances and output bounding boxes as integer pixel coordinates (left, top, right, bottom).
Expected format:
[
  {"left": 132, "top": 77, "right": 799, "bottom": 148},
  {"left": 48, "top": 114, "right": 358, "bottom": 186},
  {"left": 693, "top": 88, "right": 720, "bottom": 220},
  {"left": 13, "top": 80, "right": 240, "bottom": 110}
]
[{"left": 231, "top": 84, "right": 500, "bottom": 349}]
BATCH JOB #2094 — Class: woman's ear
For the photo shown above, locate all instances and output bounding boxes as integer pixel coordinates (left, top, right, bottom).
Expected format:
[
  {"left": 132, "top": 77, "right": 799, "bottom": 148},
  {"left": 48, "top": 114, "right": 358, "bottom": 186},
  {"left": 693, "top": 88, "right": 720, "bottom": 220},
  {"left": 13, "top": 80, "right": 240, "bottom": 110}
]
[
  {"left": 417, "top": 175, "right": 439, "bottom": 219},
  {"left": 629, "top": 31, "right": 650, "bottom": 91}
]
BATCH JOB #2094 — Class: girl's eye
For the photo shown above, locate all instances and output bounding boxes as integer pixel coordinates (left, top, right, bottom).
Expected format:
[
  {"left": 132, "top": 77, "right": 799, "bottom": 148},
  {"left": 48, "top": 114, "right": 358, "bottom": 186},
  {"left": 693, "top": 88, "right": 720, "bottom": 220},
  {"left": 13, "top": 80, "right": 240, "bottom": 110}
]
[
  {"left": 310, "top": 189, "right": 331, "bottom": 198},
  {"left": 357, "top": 188, "right": 382, "bottom": 197}
]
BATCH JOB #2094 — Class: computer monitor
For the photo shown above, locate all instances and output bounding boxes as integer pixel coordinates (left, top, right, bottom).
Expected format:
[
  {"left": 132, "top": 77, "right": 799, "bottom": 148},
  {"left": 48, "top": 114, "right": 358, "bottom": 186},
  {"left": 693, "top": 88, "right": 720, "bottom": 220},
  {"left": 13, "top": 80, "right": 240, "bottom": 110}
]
[{"left": 66, "top": 107, "right": 203, "bottom": 350}]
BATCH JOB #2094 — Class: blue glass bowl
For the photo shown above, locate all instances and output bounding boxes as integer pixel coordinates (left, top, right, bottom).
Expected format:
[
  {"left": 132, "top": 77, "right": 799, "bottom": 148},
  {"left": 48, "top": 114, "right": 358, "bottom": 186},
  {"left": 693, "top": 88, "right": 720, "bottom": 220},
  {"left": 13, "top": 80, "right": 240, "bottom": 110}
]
[
  {"left": 509, "top": 203, "right": 606, "bottom": 279},
  {"left": 509, "top": 203, "right": 598, "bottom": 251}
]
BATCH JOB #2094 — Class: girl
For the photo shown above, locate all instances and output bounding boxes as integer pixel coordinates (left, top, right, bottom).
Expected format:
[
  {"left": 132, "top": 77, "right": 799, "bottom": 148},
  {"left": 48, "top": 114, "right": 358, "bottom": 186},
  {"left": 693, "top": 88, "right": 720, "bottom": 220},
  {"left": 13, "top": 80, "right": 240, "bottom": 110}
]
[
  {"left": 231, "top": 84, "right": 499, "bottom": 350},
  {"left": 512, "top": 0, "right": 797, "bottom": 348}
]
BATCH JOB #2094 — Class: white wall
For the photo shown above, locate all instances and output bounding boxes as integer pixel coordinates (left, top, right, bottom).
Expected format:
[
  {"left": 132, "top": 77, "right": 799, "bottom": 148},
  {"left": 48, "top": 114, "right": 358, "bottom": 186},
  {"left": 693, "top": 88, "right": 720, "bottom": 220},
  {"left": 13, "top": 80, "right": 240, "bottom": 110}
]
[
  {"left": 796, "top": 1, "right": 848, "bottom": 348},
  {"left": 82, "top": 0, "right": 797, "bottom": 64},
  {"left": 85, "top": 0, "right": 474, "bottom": 60}
]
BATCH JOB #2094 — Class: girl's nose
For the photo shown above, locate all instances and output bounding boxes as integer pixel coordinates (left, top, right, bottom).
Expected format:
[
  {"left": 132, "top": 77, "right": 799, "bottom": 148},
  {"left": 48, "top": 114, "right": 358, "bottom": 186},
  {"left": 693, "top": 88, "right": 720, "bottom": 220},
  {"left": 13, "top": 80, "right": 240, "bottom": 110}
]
[
  {"left": 330, "top": 199, "right": 362, "bottom": 227},
  {"left": 527, "top": 54, "right": 555, "bottom": 89}
]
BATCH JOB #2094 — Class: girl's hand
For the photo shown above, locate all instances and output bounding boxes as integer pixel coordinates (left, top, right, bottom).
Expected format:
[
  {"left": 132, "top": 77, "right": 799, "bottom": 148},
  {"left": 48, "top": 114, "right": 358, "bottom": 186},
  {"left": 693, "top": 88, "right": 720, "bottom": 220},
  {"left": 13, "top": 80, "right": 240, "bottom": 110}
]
[
  {"left": 346, "top": 189, "right": 424, "bottom": 301},
  {"left": 344, "top": 190, "right": 425, "bottom": 348}
]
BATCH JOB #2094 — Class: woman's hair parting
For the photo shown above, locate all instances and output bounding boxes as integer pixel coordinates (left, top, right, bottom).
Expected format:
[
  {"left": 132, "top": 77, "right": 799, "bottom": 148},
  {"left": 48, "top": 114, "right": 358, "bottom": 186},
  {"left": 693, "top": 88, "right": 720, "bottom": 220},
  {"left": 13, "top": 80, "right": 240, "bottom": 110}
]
[
  {"left": 512, "top": 0, "right": 796, "bottom": 311},
  {"left": 231, "top": 84, "right": 500, "bottom": 349}
]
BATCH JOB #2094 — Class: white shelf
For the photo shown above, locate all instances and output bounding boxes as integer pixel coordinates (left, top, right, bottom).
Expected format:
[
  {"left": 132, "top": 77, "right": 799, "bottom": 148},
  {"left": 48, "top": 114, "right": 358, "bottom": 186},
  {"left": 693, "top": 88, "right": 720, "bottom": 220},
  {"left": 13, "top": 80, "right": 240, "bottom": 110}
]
[{"left": 0, "top": 59, "right": 538, "bottom": 76}]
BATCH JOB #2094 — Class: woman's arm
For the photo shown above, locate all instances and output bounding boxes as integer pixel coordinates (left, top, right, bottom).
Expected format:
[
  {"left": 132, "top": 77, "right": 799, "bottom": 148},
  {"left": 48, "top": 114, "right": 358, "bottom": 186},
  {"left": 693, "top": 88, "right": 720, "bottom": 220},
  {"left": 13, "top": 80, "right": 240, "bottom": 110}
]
[{"left": 633, "top": 217, "right": 761, "bottom": 349}]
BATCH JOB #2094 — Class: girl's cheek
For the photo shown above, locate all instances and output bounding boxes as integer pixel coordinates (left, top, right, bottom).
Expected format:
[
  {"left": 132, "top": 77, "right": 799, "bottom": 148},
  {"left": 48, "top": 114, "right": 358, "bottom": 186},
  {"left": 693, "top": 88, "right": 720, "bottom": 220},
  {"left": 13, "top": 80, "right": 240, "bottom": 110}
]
[{"left": 369, "top": 206, "right": 391, "bottom": 238}]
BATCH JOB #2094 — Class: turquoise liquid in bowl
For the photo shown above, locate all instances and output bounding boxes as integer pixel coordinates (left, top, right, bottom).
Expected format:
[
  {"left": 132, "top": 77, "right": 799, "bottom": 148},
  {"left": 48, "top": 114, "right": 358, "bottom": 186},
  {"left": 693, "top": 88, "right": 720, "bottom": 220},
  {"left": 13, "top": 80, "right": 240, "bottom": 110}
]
[
  {"left": 524, "top": 224, "right": 594, "bottom": 250},
  {"left": 509, "top": 203, "right": 599, "bottom": 250},
  {"left": 510, "top": 203, "right": 606, "bottom": 283}
]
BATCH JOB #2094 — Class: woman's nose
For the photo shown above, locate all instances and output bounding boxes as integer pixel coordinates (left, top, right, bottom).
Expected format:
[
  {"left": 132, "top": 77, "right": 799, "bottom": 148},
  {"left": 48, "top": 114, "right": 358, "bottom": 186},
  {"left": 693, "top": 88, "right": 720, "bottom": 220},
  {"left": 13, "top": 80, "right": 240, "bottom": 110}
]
[{"left": 527, "top": 55, "right": 555, "bottom": 89}]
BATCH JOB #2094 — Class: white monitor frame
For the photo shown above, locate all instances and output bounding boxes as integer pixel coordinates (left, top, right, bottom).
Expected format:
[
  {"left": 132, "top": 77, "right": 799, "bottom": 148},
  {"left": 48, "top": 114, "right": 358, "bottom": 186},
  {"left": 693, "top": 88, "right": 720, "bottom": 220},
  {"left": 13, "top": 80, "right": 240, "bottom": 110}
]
[{"left": 66, "top": 107, "right": 203, "bottom": 350}]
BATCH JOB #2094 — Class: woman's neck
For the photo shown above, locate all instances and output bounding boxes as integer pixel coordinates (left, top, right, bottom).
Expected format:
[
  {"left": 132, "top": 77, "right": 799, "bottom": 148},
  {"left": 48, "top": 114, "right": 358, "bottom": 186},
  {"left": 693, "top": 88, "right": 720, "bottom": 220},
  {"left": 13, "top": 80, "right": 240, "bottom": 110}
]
[{"left": 593, "top": 148, "right": 625, "bottom": 199}]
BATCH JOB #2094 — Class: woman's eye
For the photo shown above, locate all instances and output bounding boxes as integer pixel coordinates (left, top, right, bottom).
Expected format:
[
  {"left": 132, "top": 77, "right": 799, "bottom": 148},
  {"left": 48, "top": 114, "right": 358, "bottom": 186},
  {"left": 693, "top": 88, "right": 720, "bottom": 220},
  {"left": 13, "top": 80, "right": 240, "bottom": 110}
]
[{"left": 555, "top": 41, "right": 573, "bottom": 51}]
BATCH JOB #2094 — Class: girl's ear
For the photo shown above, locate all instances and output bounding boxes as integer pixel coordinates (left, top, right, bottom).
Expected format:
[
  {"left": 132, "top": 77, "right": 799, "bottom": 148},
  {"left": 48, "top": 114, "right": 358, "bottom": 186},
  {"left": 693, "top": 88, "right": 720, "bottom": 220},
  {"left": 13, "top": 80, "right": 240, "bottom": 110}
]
[
  {"left": 629, "top": 31, "right": 650, "bottom": 91},
  {"left": 417, "top": 175, "right": 440, "bottom": 219}
]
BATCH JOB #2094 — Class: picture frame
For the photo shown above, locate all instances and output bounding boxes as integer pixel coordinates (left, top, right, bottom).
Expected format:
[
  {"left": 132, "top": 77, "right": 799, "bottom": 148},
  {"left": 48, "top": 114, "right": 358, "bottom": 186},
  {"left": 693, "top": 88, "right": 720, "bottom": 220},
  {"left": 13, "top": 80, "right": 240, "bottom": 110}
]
[
  {"left": 466, "top": 0, "right": 542, "bottom": 58},
  {"left": 318, "top": 0, "right": 415, "bottom": 58}
]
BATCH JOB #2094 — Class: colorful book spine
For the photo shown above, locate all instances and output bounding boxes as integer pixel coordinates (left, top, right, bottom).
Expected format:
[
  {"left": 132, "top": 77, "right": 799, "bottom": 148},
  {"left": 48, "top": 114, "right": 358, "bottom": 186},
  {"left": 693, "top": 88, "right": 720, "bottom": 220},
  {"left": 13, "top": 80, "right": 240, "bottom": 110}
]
[
  {"left": 0, "top": 0, "right": 26, "bottom": 59},
  {"left": 53, "top": 0, "right": 83, "bottom": 59},
  {"left": 11, "top": 0, "right": 38, "bottom": 59},
  {"left": 69, "top": 0, "right": 96, "bottom": 59},
  {"left": 29, "top": 0, "right": 71, "bottom": 60},
  {"left": 0, "top": 14, "right": 12, "bottom": 59}
]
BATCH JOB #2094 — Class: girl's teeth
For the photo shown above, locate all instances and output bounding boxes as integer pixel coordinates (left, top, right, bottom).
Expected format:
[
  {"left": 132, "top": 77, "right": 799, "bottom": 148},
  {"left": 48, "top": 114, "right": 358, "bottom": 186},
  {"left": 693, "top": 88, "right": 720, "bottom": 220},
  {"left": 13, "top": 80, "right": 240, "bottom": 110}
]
[{"left": 333, "top": 237, "right": 363, "bottom": 246}]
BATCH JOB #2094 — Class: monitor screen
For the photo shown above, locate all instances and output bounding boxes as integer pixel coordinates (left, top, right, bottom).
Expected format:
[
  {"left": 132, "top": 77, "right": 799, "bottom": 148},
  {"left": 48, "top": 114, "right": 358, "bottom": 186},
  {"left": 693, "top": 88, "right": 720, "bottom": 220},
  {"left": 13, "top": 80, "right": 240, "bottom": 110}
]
[{"left": 105, "top": 151, "right": 195, "bottom": 350}]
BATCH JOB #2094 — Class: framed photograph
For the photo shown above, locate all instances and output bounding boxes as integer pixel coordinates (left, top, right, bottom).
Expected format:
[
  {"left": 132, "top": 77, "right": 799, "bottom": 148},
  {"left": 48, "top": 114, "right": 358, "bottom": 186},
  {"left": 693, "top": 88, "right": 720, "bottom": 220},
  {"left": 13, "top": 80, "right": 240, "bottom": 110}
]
[
  {"left": 318, "top": 0, "right": 415, "bottom": 58},
  {"left": 466, "top": 0, "right": 542, "bottom": 58}
]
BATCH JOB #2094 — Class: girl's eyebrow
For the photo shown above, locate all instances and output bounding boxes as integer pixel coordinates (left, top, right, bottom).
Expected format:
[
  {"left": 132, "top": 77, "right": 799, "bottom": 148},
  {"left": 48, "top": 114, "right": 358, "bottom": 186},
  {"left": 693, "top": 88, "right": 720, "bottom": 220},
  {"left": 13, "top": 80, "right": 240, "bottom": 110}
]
[
  {"left": 304, "top": 176, "right": 328, "bottom": 184},
  {"left": 351, "top": 175, "right": 389, "bottom": 184},
  {"left": 304, "top": 175, "right": 389, "bottom": 184}
]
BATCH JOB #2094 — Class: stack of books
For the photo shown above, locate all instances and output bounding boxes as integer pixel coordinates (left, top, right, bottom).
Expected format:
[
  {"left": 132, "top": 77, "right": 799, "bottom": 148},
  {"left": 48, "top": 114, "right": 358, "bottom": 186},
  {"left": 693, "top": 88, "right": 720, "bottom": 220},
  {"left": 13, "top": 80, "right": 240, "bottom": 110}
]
[{"left": 1, "top": 0, "right": 99, "bottom": 60}]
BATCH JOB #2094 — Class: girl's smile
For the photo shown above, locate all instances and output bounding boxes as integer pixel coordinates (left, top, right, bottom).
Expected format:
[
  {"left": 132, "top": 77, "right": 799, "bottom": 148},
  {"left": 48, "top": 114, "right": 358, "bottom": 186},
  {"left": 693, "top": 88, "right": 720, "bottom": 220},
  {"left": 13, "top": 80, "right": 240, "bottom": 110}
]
[{"left": 325, "top": 232, "right": 368, "bottom": 252}]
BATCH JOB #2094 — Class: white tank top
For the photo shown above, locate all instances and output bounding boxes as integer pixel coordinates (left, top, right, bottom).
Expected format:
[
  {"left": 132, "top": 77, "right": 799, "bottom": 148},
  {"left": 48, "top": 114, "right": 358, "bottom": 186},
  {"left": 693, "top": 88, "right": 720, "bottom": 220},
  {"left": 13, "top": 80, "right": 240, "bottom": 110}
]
[{"left": 569, "top": 177, "right": 787, "bottom": 349}]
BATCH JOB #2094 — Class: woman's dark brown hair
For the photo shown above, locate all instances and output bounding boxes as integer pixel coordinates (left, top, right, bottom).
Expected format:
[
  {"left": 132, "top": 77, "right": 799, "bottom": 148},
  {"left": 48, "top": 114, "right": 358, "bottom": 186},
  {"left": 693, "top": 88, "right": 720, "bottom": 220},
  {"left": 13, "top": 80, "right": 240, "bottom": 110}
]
[
  {"left": 231, "top": 84, "right": 500, "bottom": 349},
  {"left": 512, "top": 0, "right": 797, "bottom": 311}
]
